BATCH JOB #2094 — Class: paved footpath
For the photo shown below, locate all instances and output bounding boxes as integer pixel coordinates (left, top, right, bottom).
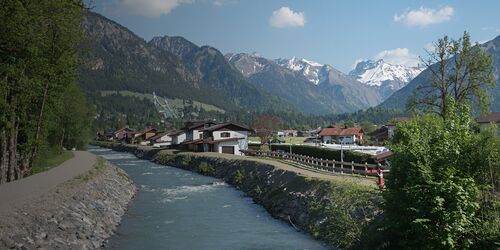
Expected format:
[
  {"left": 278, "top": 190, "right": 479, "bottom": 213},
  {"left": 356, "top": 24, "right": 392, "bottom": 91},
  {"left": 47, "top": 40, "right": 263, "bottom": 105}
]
[{"left": 0, "top": 151, "right": 96, "bottom": 212}]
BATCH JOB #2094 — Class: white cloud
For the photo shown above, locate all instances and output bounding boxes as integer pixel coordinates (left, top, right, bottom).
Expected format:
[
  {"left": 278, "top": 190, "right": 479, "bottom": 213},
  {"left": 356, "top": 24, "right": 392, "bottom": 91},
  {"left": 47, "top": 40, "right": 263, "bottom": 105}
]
[
  {"left": 374, "top": 48, "right": 420, "bottom": 67},
  {"left": 269, "top": 7, "right": 305, "bottom": 28},
  {"left": 114, "top": 0, "right": 191, "bottom": 17},
  {"left": 423, "top": 42, "right": 436, "bottom": 53},
  {"left": 394, "top": 6, "right": 454, "bottom": 27},
  {"left": 212, "top": 0, "right": 237, "bottom": 6}
]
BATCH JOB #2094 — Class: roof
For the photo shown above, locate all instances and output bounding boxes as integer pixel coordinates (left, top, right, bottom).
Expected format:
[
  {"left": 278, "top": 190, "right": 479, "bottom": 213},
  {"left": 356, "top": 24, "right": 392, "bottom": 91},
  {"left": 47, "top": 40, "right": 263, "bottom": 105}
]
[
  {"left": 183, "top": 120, "right": 217, "bottom": 131},
  {"left": 319, "top": 127, "right": 364, "bottom": 136},
  {"left": 284, "top": 129, "right": 299, "bottom": 133},
  {"left": 149, "top": 131, "right": 170, "bottom": 141},
  {"left": 477, "top": 112, "right": 500, "bottom": 123},
  {"left": 167, "top": 130, "right": 185, "bottom": 136},
  {"left": 204, "top": 137, "right": 245, "bottom": 144},
  {"left": 370, "top": 151, "right": 394, "bottom": 162},
  {"left": 201, "top": 122, "right": 251, "bottom": 132}
]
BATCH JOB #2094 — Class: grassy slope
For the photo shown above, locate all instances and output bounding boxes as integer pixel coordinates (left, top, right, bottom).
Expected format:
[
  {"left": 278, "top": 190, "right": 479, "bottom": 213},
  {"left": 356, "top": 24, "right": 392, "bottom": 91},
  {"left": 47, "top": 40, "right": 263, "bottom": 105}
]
[{"left": 30, "top": 151, "right": 74, "bottom": 175}]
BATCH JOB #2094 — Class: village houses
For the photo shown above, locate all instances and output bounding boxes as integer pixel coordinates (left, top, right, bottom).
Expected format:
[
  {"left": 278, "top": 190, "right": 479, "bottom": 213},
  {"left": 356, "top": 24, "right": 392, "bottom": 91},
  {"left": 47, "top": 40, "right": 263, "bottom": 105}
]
[{"left": 318, "top": 126, "right": 364, "bottom": 145}]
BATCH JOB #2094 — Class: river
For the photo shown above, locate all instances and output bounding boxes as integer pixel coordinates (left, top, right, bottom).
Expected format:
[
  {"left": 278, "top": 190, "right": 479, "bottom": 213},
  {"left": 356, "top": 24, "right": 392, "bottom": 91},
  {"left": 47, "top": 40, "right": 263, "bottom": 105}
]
[{"left": 89, "top": 147, "right": 329, "bottom": 250}]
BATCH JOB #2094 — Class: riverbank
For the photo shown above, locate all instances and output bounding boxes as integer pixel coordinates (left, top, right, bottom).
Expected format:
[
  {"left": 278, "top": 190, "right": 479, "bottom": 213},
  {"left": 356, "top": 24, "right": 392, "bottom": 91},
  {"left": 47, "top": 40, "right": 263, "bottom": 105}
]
[
  {"left": 94, "top": 142, "right": 383, "bottom": 249},
  {"left": 0, "top": 153, "right": 136, "bottom": 249}
]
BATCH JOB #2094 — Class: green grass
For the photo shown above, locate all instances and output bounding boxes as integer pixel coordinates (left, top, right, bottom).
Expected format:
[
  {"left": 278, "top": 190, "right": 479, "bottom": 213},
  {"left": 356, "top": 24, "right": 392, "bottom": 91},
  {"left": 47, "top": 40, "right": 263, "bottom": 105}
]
[
  {"left": 100, "top": 90, "right": 226, "bottom": 113},
  {"left": 285, "top": 137, "right": 307, "bottom": 144},
  {"left": 30, "top": 151, "right": 74, "bottom": 175}
]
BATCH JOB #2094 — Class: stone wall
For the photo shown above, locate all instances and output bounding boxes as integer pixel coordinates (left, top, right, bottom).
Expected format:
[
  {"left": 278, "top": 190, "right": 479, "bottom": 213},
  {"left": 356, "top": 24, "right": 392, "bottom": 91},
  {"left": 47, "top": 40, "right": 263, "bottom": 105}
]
[{"left": 0, "top": 160, "right": 136, "bottom": 249}]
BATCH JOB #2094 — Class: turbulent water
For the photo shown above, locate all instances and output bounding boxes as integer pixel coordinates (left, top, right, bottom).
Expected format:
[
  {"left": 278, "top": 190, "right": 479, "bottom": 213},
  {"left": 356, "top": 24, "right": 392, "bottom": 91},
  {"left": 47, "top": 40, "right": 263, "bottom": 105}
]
[{"left": 89, "top": 147, "right": 328, "bottom": 250}]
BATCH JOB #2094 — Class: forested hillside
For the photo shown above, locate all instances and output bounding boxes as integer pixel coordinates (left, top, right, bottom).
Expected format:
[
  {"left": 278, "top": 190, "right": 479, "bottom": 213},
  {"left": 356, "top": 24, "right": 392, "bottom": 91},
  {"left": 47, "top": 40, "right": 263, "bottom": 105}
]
[{"left": 0, "top": 1, "right": 91, "bottom": 183}]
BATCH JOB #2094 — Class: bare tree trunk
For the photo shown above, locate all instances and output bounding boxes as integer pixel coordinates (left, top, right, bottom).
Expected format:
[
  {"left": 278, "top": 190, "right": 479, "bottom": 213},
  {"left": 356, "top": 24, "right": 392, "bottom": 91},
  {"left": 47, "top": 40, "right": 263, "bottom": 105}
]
[
  {"left": 0, "top": 130, "right": 7, "bottom": 184},
  {"left": 7, "top": 116, "right": 18, "bottom": 182}
]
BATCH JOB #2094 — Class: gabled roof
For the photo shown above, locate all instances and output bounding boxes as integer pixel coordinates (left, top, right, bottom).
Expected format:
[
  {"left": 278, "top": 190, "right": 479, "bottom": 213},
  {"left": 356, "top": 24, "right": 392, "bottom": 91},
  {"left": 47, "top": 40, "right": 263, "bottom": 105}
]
[
  {"left": 182, "top": 120, "right": 217, "bottom": 131},
  {"left": 167, "top": 130, "right": 185, "bottom": 136},
  {"left": 149, "top": 131, "right": 170, "bottom": 141},
  {"left": 477, "top": 112, "right": 500, "bottom": 123},
  {"left": 201, "top": 121, "right": 251, "bottom": 132},
  {"left": 114, "top": 127, "right": 135, "bottom": 134},
  {"left": 319, "top": 127, "right": 364, "bottom": 136}
]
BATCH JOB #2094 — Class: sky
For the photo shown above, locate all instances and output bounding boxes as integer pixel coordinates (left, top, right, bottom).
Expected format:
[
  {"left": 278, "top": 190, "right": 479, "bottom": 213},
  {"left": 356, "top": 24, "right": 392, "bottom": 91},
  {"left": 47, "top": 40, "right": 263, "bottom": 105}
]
[{"left": 91, "top": 0, "right": 500, "bottom": 73}]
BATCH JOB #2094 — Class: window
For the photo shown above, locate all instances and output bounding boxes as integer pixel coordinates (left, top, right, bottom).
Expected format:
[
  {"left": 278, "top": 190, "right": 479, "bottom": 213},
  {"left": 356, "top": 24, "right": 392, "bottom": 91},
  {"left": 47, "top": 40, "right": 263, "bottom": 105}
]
[{"left": 221, "top": 132, "right": 230, "bottom": 138}]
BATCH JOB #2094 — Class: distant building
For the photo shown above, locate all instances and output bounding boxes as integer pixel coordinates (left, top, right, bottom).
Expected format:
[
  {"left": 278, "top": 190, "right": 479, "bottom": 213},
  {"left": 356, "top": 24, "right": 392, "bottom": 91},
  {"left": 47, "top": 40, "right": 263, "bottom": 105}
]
[
  {"left": 318, "top": 127, "right": 364, "bottom": 145},
  {"left": 149, "top": 131, "right": 173, "bottom": 148},
  {"left": 136, "top": 127, "right": 158, "bottom": 145},
  {"left": 386, "top": 117, "right": 411, "bottom": 139},
  {"left": 368, "top": 126, "right": 390, "bottom": 145},
  {"left": 169, "top": 130, "right": 186, "bottom": 145},
  {"left": 477, "top": 112, "right": 500, "bottom": 136},
  {"left": 284, "top": 130, "right": 299, "bottom": 137}
]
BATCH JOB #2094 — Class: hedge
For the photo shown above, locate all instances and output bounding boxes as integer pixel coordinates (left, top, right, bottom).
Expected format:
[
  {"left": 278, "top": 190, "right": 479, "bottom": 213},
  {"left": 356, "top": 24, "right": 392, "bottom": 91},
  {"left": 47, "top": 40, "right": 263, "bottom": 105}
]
[{"left": 269, "top": 144, "right": 371, "bottom": 163}]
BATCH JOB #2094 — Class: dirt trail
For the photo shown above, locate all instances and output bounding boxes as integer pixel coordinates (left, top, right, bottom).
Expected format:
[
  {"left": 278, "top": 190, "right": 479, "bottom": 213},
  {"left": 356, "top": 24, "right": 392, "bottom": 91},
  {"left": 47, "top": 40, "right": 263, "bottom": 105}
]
[{"left": 0, "top": 151, "right": 96, "bottom": 212}]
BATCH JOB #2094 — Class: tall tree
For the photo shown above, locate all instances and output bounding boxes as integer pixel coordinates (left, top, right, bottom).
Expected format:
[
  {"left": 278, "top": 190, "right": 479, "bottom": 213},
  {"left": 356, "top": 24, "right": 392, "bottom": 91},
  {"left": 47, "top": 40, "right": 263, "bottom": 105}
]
[
  {"left": 252, "top": 115, "right": 282, "bottom": 150},
  {"left": 408, "top": 31, "right": 495, "bottom": 117}
]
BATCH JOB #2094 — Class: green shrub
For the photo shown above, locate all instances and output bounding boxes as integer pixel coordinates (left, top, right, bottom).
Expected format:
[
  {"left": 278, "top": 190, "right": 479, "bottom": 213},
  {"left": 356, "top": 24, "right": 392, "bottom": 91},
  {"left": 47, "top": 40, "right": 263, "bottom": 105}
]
[
  {"left": 180, "top": 155, "right": 192, "bottom": 167},
  {"left": 233, "top": 169, "right": 245, "bottom": 186},
  {"left": 197, "top": 161, "right": 214, "bottom": 175}
]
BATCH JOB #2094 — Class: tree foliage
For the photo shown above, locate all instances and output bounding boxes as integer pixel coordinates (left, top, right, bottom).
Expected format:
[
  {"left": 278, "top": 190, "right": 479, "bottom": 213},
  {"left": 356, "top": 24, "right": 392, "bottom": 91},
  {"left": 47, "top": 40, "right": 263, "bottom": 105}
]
[
  {"left": 381, "top": 101, "right": 500, "bottom": 248},
  {"left": 252, "top": 115, "right": 282, "bottom": 149},
  {"left": 0, "top": 0, "right": 90, "bottom": 183},
  {"left": 408, "top": 31, "right": 496, "bottom": 117}
]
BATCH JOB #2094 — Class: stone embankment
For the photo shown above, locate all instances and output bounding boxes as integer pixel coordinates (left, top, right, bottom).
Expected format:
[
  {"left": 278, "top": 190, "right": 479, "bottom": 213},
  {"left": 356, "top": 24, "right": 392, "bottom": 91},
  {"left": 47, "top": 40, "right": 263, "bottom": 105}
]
[
  {"left": 95, "top": 142, "right": 383, "bottom": 249},
  {"left": 0, "top": 158, "right": 136, "bottom": 249}
]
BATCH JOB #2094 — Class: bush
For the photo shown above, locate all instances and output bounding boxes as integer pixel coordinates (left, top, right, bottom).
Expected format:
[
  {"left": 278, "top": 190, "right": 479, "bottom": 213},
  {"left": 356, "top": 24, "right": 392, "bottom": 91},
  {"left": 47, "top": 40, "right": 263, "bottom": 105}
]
[
  {"left": 270, "top": 144, "right": 370, "bottom": 163},
  {"left": 197, "top": 162, "right": 214, "bottom": 175}
]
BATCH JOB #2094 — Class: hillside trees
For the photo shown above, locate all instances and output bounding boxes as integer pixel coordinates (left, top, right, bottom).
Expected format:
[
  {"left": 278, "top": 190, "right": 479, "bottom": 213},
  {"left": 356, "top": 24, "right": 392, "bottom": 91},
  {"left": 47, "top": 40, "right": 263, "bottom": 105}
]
[{"left": 0, "top": 0, "right": 89, "bottom": 183}]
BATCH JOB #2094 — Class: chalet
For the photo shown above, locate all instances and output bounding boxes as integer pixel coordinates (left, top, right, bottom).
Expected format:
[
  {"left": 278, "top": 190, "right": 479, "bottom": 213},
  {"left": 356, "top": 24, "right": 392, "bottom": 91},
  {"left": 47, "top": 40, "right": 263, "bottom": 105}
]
[
  {"left": 284, "top": 130, "right": 299, "bottom": 137},
  {"left": 318, "top": 127, "right": 364, "bottom": 145},
  {"left": 386, "top": 117, "right": 411, "bottom": 139},
  {"left": 135, "top": 127, "right": 158, "bottom": 145},
  {"left": 168, "top": 130, "right": 186, "bottom": 145},
  {"left": 368, "top": 126, "right": 390, "bottom": 145},
  {"left": 200, "top": 122, "right": 251, "bottom": 155},
  {"left": 183, "top": 120, "right": 217, "bottom": 142},
  {"left": 149, "top": 131, "right": 172, "bottom": 148},
  {"left": 477, "top": 112, "right": 500, "bottom": 136},
  {"left": 114, "top": 127, "right": 138, "bottom": 144}
]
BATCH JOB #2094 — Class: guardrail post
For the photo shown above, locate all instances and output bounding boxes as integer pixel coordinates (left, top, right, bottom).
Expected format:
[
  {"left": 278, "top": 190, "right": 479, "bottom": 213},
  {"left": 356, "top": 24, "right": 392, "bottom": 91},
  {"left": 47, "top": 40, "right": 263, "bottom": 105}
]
[
  {"left": 364, "top": 162, "right": 368, "bottom": 177},
  {"left": 351, "top": 161, "right": 354, "bottom": 175},
  {"left": 341, "top": 161, "right": 344, "bottom": 174}
]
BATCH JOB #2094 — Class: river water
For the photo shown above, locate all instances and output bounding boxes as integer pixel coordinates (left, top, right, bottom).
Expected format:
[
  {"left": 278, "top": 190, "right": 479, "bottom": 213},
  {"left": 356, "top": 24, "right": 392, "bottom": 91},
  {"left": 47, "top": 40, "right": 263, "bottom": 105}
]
[{"left": 89, "top": 147, "right": 329, "bottom": 250}]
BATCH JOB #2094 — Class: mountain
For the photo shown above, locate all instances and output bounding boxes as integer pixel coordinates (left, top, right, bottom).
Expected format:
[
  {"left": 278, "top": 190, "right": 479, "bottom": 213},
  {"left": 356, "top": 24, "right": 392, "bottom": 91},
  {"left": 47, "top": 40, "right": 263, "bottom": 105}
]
[
  {"left": 78, "top": 11, "right": 296, "bottom": 127},
  {"left": 226, "top": 53, "right": 384, "bottom": 114},
  {"left": 349, "top": 59, "right": 422, "bottom": 99},
  {"left": 274, "top": 57, "right": 329, "bottom": 85},
  {"left": 379, "top": 35, "right": 500, "bottom": 112}
]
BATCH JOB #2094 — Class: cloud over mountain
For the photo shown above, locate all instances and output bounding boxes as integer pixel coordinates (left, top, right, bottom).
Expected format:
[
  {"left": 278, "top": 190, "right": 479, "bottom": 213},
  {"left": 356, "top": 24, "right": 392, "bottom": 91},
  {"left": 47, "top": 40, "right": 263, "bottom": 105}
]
[
  {"left": 374, "top": 48, "right": 420, "bottom": 67},
  {"left": 269, "top": 7, "right": 305, "bottom": 28}
]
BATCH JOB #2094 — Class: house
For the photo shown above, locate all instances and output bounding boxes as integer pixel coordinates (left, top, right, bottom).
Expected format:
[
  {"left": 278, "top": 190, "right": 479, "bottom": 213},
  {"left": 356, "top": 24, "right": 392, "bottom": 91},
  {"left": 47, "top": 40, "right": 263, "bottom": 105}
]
[
  {"left": 96, "top": 128, "right": 114, "bottom": 141},
  {"left": 477, "top": 112, "right": 500, "bottom": 136},
  {"left": 149, "top": 131, "right": 172, "bottom": 148},
  {"left": 183, "top": 120, "right": 217, "bottom": 142},
  {"left": 114, "top": 127, "right": 138, "bottom": 144},
  {"left": 168, "top": 130, "right": 186, "bottom": 145},
  {"left": 135, "top": 127, "right": 158, "bottom": 145},
  {"left": 386, "top": 117, "right": 411, "bottom": 139},
  {"left": 284, "top": 130, "right": 299, "bottom": 137},
  {"left": 318, "top": 127, "right": 364, "bottom": 145},
  {"left": 200, "top": 122, "right": 251, "bottom": 155},
  {"left": 368, "top": 126, "right": 390, "bottom": 145}
]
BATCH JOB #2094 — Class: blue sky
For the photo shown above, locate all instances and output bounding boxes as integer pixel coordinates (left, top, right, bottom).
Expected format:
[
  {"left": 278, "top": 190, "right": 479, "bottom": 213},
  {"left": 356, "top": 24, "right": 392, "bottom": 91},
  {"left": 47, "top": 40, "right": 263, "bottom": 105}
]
[{"left": 92, "top": 0, "right": 500, "bottom": 73}]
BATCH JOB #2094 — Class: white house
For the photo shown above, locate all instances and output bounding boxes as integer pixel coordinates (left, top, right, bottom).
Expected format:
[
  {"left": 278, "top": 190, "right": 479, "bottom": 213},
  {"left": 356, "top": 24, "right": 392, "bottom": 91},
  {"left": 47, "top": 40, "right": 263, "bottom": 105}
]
[
  {"left": 149, "top": 131, "right": 173, "bottom": 148},
  {"left": 184, "top": 120, "right": 217, "bottom": 142},
  {"left": 169, "top": 130, "right": 186, "bottom": 145},
  {"left": 200, "top": 122, "right": 251, "bottom": 155}
]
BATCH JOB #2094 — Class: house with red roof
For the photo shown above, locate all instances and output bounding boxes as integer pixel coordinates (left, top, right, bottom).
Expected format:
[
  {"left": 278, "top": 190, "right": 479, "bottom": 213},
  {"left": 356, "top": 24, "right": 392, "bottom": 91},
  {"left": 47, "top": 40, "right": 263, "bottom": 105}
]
[{"left": 318, "top": 127, "right": 364, "bottom": 145}]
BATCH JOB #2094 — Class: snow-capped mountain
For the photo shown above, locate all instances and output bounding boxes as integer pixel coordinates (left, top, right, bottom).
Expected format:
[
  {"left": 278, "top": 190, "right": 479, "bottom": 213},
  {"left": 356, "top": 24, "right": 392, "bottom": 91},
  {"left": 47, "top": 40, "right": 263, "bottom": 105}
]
[
  {"left": 225, "top": 53, "right": 384, "bottom": 114},
  {"left": 349, "top": 59, "right": 422, "bottom": 91},
  {"left": 274, "top": 57, "right": 331, "bottom": 85}
]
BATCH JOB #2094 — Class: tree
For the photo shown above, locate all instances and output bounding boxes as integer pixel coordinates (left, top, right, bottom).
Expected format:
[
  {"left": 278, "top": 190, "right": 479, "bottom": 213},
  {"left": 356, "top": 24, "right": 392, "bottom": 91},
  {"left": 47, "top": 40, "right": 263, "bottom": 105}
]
[
  {"left": 408, "top": 31, "right": 495, "bottom": 117},
  {"left": 252, "top": 115, "right": 282, "bottom": 150},
  {"left": 380, "top": 101, "right": 500, "bottom": 248}
]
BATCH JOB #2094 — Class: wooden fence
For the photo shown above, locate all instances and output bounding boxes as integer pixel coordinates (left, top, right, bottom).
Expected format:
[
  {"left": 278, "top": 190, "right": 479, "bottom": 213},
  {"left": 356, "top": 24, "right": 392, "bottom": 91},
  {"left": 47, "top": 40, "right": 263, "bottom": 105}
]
[{"left": 240, "top": 149, "right": 389, "bottom": 179}]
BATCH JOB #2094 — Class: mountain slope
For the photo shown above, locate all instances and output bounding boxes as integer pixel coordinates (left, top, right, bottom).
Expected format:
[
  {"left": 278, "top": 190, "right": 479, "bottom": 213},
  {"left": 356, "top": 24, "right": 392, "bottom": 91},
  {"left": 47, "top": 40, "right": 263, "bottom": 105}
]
[
  {"left": 349, "top": 59, "right": 422, "bottom": 99},
  {"left": 227, "top": 54, "right": 384, "bottom": 114},
  {"left": 380, "top": 35, "right": 500, "bottom": 112},
  {"left": 78, "top": 11, "right": 295, "bottom": 121}
]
